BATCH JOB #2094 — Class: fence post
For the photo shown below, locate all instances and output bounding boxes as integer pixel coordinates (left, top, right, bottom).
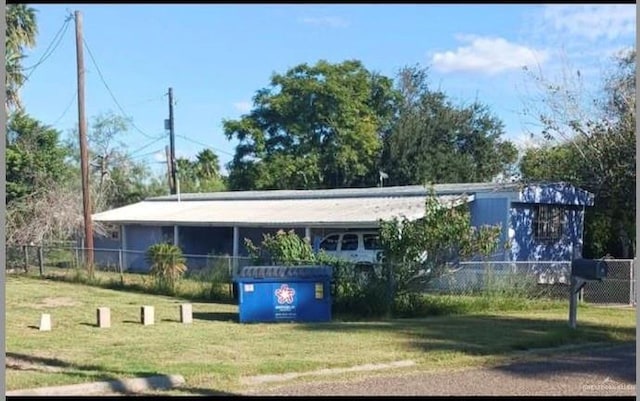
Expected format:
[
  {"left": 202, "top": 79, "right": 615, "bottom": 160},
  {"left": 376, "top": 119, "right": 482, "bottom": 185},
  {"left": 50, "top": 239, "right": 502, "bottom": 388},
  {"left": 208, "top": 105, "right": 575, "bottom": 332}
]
[
  {"left": 629, "top": 259, "right": 634, "bottom": 306},
  {"left": 23, "top": 245, "right": 29, "bottom": 273},
  {"left": 228, "top": 256, "right": 232, "bottom": 298},
  {"left": 118, "top": 249, "right": 124, "bottom": 285},
  {"left": 38, "top": 246, "right": 44, "bottom": 277}
]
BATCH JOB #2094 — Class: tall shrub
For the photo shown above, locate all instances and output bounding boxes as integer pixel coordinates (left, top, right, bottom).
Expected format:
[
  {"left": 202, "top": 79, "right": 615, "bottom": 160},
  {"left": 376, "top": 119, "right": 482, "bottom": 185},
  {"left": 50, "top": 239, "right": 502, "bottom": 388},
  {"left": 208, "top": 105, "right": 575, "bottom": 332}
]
[{"left": 145, "top": 243, "right": 187, "bottom": 294}]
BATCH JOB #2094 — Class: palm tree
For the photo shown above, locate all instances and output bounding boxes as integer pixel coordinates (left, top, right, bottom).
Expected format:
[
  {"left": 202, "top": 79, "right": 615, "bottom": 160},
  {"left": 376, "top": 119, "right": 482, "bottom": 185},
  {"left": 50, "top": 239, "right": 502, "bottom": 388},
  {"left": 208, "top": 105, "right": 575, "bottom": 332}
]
[
  {"left": 194, "top": 149, "right": 220, "bottom": 180},
  {"left": 6, "top": 4, "right": 38, "bottom": 113},
  {"left": 146, "top": 243, "right": 187, "bottom": 294}
]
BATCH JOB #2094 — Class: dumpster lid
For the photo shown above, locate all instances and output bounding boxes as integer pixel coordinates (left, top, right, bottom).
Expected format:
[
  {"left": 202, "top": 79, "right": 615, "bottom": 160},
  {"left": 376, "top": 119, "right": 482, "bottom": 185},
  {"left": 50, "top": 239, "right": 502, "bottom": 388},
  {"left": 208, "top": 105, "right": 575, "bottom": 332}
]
[{"left": 235, "top": 265, "right": 332, "bottom": 279}]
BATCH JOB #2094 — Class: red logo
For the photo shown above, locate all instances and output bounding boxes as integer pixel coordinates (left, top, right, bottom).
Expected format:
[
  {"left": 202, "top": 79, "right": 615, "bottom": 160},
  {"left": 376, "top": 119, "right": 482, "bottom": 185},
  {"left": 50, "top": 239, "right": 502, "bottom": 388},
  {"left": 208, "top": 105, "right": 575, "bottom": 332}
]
[{"left": 275, "top": 284, "right": 295, "bottom": 304}]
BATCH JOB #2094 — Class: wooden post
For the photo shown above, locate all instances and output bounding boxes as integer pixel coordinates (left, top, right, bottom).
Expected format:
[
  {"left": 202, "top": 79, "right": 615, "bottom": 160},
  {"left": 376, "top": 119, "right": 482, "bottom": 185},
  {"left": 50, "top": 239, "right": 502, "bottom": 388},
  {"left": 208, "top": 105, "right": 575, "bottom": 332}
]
[
  {"left": 38, "top": 246, "right": 44, "bottom": 276},
  {"left": 23, "top": 245, "right": 29, "bottom": 273},
  {"left": 75, "top": 10, "right": 94, "bottom": 275}
]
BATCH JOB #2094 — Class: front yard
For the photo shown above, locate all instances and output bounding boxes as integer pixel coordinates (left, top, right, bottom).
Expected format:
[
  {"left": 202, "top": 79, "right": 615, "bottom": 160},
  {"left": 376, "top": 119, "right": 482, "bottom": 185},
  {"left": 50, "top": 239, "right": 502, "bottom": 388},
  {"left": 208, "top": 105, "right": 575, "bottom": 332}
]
[{"left": 6, "top": 275, "right": 636, "bottom": 394}]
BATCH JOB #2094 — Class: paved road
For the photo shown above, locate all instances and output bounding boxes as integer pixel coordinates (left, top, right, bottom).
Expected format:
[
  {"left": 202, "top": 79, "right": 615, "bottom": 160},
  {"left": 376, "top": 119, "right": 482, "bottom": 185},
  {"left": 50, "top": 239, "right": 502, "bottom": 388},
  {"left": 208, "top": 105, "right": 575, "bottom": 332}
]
[{"left": 243, "top": 343, "right": 636, "bottom": 396}]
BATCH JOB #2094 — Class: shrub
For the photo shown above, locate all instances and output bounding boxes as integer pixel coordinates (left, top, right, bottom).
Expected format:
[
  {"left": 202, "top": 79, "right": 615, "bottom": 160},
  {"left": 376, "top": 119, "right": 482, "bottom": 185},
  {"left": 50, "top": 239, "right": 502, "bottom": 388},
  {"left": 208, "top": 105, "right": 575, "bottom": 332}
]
[{"left": 145, "top": 243, "right": 187, "bottom": 295}]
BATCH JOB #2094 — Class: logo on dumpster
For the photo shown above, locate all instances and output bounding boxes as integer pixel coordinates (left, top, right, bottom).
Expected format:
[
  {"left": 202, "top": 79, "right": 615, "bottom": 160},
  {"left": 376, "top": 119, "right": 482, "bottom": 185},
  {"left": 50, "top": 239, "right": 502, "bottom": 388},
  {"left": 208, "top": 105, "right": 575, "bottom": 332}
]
[{"left": 275, "top": 284, "right": 296, "bottom": 304}]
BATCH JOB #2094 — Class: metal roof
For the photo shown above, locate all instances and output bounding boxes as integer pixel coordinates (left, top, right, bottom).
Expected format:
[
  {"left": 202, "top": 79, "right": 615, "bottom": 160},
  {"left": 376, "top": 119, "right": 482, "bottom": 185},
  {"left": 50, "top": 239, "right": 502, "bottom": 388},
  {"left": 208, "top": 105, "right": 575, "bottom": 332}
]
[
  {"left": 92, "top": 194, "right": 474, "bottom": 228},
  {"left": 147, "top": 182, "right": 519, "bottom": 202}
]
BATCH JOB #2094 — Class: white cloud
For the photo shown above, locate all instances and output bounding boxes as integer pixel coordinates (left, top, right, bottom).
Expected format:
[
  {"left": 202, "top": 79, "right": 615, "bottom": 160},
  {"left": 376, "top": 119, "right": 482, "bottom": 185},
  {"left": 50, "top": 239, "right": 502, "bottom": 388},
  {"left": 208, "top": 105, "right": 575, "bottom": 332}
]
[
  {"left": 233, "top": 101, "right": 252, "bottom": 113},
  {"left": 299, "top": 16, "right": 349, "bottom": 28},
  {"left": 542, "top": 5, "right": 636, "bottom": 42},
  {"left": 431, "top": 35, "right": 549, "bottom": 75}
]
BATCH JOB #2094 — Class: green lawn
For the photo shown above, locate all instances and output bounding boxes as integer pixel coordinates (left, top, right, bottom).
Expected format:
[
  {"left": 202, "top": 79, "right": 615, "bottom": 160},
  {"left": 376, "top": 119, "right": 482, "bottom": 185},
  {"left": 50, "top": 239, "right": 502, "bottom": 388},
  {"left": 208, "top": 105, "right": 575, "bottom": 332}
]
[{"left": 6, "top": 275, "right": 636, "bottom": 394}]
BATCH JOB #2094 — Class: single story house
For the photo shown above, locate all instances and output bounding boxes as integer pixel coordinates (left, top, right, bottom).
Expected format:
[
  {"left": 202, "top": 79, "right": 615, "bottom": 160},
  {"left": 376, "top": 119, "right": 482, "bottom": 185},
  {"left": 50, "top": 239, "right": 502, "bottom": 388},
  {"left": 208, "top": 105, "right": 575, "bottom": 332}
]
[{"left": 90, "top": 182, "right": 594, "bottom": 272}]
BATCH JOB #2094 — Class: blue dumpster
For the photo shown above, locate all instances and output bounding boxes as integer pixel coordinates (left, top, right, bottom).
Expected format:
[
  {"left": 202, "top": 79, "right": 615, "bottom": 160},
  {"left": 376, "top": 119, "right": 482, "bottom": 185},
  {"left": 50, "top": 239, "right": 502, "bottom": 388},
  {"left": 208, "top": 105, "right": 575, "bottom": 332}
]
[{"left": 234, "top": 265, "right": 332, "bottom": 323}]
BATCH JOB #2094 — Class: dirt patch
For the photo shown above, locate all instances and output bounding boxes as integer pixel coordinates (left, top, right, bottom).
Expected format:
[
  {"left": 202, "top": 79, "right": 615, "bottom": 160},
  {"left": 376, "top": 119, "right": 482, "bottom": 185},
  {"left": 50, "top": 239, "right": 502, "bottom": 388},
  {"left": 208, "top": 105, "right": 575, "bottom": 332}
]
[{"left": 32, "top": 297, "right": 79, "bottom": 308}]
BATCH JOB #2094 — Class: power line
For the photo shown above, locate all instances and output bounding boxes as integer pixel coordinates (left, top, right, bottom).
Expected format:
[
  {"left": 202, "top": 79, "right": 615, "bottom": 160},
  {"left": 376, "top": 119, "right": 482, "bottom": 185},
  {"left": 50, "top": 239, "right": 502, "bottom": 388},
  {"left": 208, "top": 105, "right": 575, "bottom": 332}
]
[
  {"left": 18, "top": 13, "right": 73, "bottom": 88},
  {"left": 81, "top": 36, "right": 159, "bottom": 140},
  {"left": 175, "top": 134, "right": 235, "bottom": 157},
  {"left": 129, "top": 134, "right": 168, "bottom": 156},
  {"left": 130, "top": 148, "right": 165, "bottom": 160},
  {"left": 51, "top": 87, "right": 77, "bottom": 126}
]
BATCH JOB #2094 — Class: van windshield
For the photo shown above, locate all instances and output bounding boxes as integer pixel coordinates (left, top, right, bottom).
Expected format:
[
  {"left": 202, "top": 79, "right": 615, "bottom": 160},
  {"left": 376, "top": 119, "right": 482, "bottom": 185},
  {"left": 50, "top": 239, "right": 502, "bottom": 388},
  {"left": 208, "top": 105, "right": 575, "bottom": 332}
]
[{"left": 363, "top": 234, "right": 381, "bottom": 250}]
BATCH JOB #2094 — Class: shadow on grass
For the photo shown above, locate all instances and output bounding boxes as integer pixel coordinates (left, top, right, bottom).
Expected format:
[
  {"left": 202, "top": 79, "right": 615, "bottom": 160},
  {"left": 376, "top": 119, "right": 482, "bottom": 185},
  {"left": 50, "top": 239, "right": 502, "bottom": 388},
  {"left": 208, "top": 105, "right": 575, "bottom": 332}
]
[
  {"left": 6, "top": 352, "right": 237, "bottom": 395},
  {"left": 193, "top": 312, "right": 239, "bottom": 323},
  {"left": 6, "top": 352, "right": 159, "bottom": 386},
  {"left": 294, "top": 314, "right": 635, "bottom": 383},
  {"left": 38, "top": 272, "right": 238, "bottom": 305}
]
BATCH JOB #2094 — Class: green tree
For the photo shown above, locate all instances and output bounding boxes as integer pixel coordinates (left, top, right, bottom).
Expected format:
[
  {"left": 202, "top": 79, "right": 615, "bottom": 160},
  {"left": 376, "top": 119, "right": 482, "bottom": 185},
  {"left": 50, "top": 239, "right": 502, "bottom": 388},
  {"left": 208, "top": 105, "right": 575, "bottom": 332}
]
[
  {"left": 176, "top": 149, "right": 226, "bottom": 193},
  {"left": 381, "top": 65, "right": 517, "bottom": 185},
  {"left": 5, "top": 4, "right": 38, "bottom": 112},
  {"left": 520, "top": 48, "right": 635, "bottom": 258},
  {"left": 5, "top": 113, "right": 82, "bottom": 246},
  {"left": 379, "top": 189, "right": 502, "bottom": 296},
  {"left": 224, "top": 60, "right": 399, "bottom": 190},
  {"left": 245, "top": 229, "right": 315, "bottom": 265},
  {"left": 66, "top": 112, "right": 169, "bottom": 210},
  {"left": 6, "top": 112, "right": 73, "bottom": 204}
]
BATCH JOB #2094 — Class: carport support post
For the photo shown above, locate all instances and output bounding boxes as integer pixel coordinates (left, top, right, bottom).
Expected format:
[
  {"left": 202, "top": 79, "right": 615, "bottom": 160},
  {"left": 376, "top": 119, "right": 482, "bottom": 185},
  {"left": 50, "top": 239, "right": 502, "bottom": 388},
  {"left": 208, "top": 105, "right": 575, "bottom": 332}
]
[
  {"left": 232, "top": 226, "right": 239, "bottom": 274},
  {"left": 569, "top": 276, "right": 586, "bottom": 329},
  {"left": 120, "top": 225, "right": 127, "bottom": 272}
]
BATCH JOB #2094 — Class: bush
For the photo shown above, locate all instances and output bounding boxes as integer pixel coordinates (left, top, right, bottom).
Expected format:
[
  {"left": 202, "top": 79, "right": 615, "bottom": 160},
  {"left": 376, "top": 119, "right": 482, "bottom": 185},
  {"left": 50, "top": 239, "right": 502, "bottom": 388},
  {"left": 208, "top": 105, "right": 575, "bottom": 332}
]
[{"left": 145, "top": 243, "right": 187, "bottom": 295}]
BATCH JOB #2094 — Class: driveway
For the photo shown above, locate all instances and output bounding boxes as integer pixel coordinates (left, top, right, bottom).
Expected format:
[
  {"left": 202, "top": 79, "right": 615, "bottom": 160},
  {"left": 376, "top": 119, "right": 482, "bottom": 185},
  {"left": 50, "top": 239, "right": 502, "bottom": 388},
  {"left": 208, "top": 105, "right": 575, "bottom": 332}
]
[{"left": 243, "top": 343, "right": 636, "bottom": 396}]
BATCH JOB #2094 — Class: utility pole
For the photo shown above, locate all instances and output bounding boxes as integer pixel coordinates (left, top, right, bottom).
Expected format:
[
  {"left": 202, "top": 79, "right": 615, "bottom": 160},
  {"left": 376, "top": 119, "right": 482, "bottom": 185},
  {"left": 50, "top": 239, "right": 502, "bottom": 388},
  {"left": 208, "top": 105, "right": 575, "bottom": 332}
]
[
  {"left": 75, "top": 10, "right": 94, "bottom": 275},
  {"left": 165, "top": 145, "right": 173, "bottom": 192},
  {"left": 168, "top": 87, "right": 177, "bottom": 195}
]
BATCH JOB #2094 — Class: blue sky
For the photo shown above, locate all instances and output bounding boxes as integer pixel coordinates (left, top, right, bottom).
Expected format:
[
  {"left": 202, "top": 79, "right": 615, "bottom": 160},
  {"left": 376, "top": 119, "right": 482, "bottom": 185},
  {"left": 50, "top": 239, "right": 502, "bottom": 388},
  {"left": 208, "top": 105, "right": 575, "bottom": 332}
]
[{"left": 20, "top": 4, "right": 636, "bottom": 176}]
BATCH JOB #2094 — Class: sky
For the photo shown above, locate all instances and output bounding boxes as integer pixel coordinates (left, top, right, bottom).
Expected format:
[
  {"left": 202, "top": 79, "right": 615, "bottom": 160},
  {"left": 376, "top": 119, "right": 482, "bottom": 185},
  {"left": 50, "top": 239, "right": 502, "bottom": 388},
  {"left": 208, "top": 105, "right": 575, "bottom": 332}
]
[{"left": 19, "top": 4, "right": 636, "bottom": 177}]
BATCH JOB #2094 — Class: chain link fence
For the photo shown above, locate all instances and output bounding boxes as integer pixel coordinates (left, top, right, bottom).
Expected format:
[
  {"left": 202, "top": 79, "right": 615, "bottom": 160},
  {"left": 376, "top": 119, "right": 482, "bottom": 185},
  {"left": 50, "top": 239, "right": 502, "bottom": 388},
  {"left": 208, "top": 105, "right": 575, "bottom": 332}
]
[{"left": 5, "top": 245, "right": 637, "bottom": 307}]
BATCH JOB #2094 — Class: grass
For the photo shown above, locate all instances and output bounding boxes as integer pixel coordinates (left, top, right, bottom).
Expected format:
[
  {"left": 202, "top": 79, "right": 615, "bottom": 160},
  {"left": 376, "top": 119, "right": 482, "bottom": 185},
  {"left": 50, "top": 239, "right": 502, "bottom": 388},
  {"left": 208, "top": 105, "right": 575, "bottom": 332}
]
[
  {"left": 37, "top": 267, "right": 234, "bottom": 303},
  {"left": 6, "top": 274, "right": 636, "bottom": 395}
]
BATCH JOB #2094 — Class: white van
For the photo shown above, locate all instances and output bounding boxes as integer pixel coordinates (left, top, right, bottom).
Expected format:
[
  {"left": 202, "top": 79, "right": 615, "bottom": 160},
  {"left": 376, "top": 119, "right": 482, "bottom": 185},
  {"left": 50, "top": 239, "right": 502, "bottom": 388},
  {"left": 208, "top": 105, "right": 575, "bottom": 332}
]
[{"left": 317, "top": 231, "right": 383, "bottom": 265}]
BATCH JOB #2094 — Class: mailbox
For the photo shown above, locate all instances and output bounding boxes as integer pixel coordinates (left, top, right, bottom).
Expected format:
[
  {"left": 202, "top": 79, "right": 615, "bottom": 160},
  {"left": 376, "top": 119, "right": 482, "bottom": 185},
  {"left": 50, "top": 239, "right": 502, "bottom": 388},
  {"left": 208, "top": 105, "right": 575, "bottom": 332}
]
[{"left": 571, "top": 259, "right": 608, "bottom": 281}]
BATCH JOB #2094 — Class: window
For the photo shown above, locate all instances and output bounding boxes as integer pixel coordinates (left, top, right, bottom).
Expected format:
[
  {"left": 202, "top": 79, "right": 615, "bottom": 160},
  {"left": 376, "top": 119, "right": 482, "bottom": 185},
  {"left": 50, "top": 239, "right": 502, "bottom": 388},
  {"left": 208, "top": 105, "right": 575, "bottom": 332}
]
[
  {"left": 104, "top": 224, "right": 119, "bottom": 240},
  {"left": 363, "top": 234, "right": 381, "bottom": 250},
  {"left": 341, "top": 234, "right": 359, "bottom": 251},
  {"left": 534, "top": 205, "right": 564, "bottom": 241},
  {"left": 320, "top": 235, "right": 340, "bottom": 251}
]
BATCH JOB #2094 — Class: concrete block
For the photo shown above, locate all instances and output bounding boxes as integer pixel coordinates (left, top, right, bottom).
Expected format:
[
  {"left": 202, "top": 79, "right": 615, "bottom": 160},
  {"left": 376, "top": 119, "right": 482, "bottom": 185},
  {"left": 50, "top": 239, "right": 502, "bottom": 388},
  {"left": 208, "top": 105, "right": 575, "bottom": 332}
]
[
  {"left": 140, "top": 305, "right": 154, "bottom": 325},
  {"left": 180, "top": 304, "right": 192, "bottom": 324},
  {"left": 39, "top": 313, "right": 51, "bottom": 331},
  {"left": 97, "top": 307, "right": 111, "bottom": 328}
]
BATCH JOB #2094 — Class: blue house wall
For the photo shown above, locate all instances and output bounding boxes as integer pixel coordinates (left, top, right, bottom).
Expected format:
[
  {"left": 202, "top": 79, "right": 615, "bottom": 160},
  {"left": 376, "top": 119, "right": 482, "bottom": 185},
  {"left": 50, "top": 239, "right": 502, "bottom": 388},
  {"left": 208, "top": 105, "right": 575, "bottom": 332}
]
[
  {"left": 509, "top": 204, "right": 585, "bottom": 261},
  {"left": 92, "top": 183, "right": 593, "bottom": 270},
  {"left": 469, "top": 196, "right": 512, "bottom": 261}
]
